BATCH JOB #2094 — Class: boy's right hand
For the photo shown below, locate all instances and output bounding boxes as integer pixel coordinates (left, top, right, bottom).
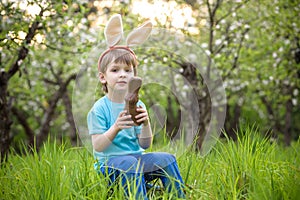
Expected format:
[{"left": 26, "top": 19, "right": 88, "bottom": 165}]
[{"left": 114, "top": 110, "right": 134, "bottom": 131}]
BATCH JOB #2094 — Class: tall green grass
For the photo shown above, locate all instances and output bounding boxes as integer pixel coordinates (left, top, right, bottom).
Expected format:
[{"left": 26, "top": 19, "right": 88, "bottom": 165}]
[
  {"left": 178, "top": 126, "right": 300, "bottom": 200},
  {"left": 1, "top": 126, "right": 299, "bottom": 199}
]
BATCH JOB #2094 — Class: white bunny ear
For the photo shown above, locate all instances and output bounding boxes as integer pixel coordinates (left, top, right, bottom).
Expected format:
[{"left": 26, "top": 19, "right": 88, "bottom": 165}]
[
  {"left": 126, "top": 21, "right": 152, "bottom": 47},
  {"left": 104, "top": 14, "right": 123, "bottom": 47}
]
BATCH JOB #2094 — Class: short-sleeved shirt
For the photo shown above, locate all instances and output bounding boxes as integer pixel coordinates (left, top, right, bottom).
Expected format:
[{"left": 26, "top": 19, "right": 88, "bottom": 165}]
[{"left": 87, "top": 95, "right": 145, "bottom": 164}]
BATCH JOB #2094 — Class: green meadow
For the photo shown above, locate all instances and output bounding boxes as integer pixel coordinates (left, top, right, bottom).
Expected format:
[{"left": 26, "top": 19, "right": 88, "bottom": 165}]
[{"left": 1, "top": 126, "right": 299, "bottom": 200}]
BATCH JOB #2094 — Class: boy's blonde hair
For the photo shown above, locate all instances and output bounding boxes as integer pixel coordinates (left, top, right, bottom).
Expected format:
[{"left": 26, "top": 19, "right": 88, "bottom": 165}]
[{"left": 98, "top": 48, "right": 138, "bottom": 93}]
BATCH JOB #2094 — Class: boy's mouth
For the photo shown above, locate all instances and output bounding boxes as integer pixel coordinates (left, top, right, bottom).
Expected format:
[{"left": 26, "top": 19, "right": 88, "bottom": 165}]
[{"left": 117, "top": 81, "right": 127, "bottom": 84}]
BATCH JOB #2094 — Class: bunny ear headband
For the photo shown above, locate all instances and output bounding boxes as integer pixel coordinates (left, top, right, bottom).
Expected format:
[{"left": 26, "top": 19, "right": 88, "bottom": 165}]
[{"left": 98, "top": 14, "right": 152, "bottom": 71}]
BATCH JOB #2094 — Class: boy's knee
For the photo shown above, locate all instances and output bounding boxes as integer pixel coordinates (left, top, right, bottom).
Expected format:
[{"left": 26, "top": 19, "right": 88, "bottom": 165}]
[
  {"left": 142, "top": 152, "right": 177, "bottom": 171},
  {"left": 116, "top": 156, "right": 140, "bottom": 172},
  {"left": 121, "top": 156, "right": 138, "bottom": 164},
  {"left": 155, "top": 152, "right": 176, "bottom": 163}
]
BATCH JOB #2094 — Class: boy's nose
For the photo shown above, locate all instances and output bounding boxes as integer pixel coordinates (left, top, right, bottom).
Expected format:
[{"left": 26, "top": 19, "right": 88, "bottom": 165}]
[{"left": 119, "top": 70, "right": 126, "bottom": 77}]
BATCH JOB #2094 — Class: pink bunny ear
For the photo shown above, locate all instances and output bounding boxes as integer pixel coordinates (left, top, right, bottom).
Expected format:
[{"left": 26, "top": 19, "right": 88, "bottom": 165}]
[
  {"left": 104, "top": 14, "right": 123, "bottom": 47},
  {"left": 126, "top": 21, "right": 152, "bottom": 47}
]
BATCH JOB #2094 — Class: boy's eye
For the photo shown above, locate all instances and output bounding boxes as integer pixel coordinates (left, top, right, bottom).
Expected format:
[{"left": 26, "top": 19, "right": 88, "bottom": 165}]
[{"left": 111, "top": 68, "right": 118, "bottom": 72}]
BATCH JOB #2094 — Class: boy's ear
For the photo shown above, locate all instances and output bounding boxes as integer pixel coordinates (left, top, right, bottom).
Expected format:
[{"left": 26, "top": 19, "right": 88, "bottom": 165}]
[{"left": 99, "top": 72, "right": 106, "bottom": 84}]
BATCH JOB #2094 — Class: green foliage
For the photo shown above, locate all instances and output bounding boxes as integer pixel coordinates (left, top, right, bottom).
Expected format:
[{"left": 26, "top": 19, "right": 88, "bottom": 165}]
[
  {"left": 1, "top": 0, "right": 97, "bottom": 148},
  {"left": 1, "top": 126, "right": 299, "bottom": 200},
  {"left": 185, "top": 0, "right": 300, "bottom": 141},
  {"left": 235, "top": 0, "right": 300, "bottom": 139},
  {"left": 1, "top": 0, "right": 299, "bottom": 154}
]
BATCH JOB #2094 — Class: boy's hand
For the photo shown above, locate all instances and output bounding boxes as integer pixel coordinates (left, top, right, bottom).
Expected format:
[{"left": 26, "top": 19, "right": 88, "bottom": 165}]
[
  {"left": 114, "top": 110, "right": 134, "bottom": 131},
  {"left": 135, "top": 106, "right": 149, "bottom": 126}
]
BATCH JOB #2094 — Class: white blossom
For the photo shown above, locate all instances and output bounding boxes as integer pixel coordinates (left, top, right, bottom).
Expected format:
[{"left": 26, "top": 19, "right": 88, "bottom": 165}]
[
  {"left": 201, "top": 43, "right": 208, "bottom": 48},
  {"left": 292, "top": 99, "right": 297, "bottom": 106}
]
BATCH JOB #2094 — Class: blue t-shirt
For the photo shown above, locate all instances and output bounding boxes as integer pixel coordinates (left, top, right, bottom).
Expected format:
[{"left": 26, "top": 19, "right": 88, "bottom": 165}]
[{"left": 87, "top": 95, "right": 145, "bottom": 164}]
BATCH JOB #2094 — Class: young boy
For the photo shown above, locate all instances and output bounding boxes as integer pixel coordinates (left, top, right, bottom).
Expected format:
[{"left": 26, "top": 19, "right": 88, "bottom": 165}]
[{"left": 87, "top": 14, "right": 185, "bottom": 199}]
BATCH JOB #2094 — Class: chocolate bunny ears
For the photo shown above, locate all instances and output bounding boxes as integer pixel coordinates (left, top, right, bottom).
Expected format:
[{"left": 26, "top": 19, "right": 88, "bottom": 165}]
[{"left": 98, "top": 14, "right": 152, "bottom": 67}]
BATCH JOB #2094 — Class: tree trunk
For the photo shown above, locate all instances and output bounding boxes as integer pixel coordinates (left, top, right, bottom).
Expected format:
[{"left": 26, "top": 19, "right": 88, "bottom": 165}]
[
  {"left": 0, "top": 14, "right": 41, "bottom": 162},
  {"left": 178, "top": 61, "right": 213, "bottom": 151},
  {"left": 36, "top": 74, "right": 77, "bottom": 150},
  {"left": 62, "top": 91, "right": 79, "bottom": 146},
  {"left": 196, "top": 92, "right": 212, "bottom": 151},
  {"left": 284, "top": 97, "right": 292, "bottom": 146},
  {"left": 166, "top": 95, "right": 181, "bottom": 139},
  {"left": 225, "top": 102, "right": 241, "bottom": 140},
  {"left": 260, "top": 94, "right": 280, "bottom": 139},
  {"left": 0, "top": 73, "right": 12, "bottom": 163},
  {"left": 11, "top": 106, "right": 35, "bottom": 148}
]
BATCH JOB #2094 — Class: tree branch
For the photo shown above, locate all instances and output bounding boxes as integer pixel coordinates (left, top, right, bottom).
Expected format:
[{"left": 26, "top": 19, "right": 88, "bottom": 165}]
[
  {"left": 206, "top": 0, "right": 222, "bottom": 80},
  {"left": 36, "top": 73, "right": 77, "bottom": 149},
  {"left": 7, "top": 11, "right": 43, "bottom": 79},
  {"left": 43, "top": 43, "right": 84, "bottom": 54},
  {"left": 215, "top": 2, "right": 248, "bottom": 26},
  {"left": 11, "top": 106, "right": 35, "bottom": 147},
  {"left": 214, "top": 23, "right": 231, "bottom": 55},
  {"left": 222, "top": 28, "right": 249, "bottom": 81}
]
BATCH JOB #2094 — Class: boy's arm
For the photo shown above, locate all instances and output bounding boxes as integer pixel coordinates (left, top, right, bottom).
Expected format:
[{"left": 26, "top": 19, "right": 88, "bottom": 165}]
[
  {"left": 138, "top": 121, "right": 153, "bottom": 149},
  {"left": 91, "top": 111, "right": 134, "bottom": 152},
  {"left": 91, "top": 124, "right": 119, "bottom": 152},
  {"left": 135, "top": 106, "right": 153, "bottom": 149}
]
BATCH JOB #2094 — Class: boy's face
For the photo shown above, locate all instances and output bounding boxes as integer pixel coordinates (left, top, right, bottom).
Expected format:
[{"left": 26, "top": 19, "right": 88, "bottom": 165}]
[{"left": 99, "top": 61, "right": 134, "bottom": 93}]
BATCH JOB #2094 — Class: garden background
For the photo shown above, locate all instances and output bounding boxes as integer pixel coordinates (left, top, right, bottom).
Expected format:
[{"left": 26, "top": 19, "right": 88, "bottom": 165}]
[{"left": 0, "top": 0, "right": 299, "bottom": 199}]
